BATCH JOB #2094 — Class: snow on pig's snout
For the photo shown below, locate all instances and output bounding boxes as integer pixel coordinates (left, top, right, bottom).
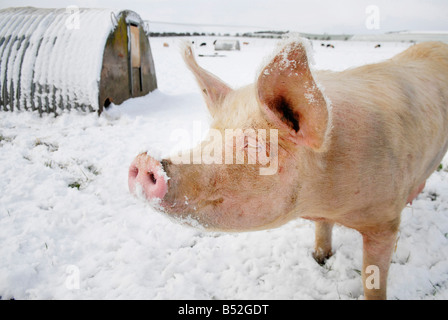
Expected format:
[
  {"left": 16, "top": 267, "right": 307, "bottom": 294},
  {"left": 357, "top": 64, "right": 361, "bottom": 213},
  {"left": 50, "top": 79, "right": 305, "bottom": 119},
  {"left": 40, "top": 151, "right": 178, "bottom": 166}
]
[{"left": 128, "top": 153, "right": 169, "bottom": 202}]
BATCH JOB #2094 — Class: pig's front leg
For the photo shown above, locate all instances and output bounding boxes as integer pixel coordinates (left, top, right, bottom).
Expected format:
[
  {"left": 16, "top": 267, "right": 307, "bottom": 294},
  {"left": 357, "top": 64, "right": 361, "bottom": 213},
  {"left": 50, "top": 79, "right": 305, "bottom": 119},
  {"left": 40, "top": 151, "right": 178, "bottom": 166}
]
[
  {"left": 361, "top": 229, "right": 398, "bottom": 300},
  {"left": 312, "top": 221, "right": 334, "bottom": 265}
]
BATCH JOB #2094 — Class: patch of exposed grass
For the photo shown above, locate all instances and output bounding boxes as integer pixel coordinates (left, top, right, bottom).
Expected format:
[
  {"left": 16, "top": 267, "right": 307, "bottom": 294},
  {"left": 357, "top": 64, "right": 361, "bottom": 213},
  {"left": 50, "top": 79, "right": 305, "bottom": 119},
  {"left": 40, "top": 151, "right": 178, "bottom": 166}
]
[
  {"left": 68, "top": 182, "right": 81, "bottom": 190},
  {"left": 34, "top": 139, "right": 58, "bottom": 152}
]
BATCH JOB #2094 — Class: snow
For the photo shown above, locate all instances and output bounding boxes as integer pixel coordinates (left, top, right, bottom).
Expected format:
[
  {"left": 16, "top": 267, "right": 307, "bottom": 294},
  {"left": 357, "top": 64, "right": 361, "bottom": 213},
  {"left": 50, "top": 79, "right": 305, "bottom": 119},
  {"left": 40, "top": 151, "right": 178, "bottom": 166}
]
[
  {"left": 1, "top": 37, "right": 448, "bottom": 300},
  {"left": 0, "top": 7, "right": 119, "bottom": 112}
]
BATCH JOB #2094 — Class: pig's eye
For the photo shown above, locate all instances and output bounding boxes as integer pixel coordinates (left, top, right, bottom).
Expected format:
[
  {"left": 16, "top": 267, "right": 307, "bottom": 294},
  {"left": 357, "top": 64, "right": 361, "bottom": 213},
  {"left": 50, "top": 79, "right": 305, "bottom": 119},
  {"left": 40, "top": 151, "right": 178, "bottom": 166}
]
[{"left": 243, "top": 137, "right": 265, "bottom": 153}]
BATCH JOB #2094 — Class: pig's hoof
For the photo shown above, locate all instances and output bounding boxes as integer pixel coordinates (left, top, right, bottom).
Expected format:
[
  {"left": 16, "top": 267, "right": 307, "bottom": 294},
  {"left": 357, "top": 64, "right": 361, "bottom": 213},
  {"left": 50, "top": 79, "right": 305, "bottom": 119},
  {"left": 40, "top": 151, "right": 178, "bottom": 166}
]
[{"left": 312, "top": 250, "right": 333, "bottom": 266}]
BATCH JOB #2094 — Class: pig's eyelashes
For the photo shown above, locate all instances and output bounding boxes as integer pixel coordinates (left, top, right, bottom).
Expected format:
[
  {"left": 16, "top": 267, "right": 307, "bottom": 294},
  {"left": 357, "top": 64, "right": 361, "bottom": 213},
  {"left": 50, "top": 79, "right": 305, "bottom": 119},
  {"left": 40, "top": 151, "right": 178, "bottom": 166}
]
[
  {"left": 243, "top": 140, "right": 272, "bottom": 165},
  {"left": 246, "top": 142, "right": 264, "bottom": 152}
]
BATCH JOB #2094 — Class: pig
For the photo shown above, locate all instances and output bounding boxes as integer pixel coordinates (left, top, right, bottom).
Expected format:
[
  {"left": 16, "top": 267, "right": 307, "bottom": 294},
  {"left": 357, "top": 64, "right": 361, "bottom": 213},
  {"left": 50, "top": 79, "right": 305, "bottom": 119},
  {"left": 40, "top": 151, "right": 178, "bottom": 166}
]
[{"left": 128, "top": 37, "right": 448, "bottom": 300}]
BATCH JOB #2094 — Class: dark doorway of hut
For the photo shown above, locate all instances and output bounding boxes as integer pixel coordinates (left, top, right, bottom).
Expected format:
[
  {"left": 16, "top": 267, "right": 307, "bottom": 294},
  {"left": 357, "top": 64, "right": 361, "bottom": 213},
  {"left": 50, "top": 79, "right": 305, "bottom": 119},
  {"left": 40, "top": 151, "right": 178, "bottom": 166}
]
[{"left": 98, "top": 10, "right": 158, "bottom": 116}]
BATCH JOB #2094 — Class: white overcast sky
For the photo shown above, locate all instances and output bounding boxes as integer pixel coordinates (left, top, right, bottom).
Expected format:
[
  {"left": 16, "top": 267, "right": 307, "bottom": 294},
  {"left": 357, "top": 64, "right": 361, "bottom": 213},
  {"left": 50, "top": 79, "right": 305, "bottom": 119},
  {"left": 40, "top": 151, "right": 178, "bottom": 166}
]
[{"left": 0, "top": 0, "right": 447, "bottom": 34}]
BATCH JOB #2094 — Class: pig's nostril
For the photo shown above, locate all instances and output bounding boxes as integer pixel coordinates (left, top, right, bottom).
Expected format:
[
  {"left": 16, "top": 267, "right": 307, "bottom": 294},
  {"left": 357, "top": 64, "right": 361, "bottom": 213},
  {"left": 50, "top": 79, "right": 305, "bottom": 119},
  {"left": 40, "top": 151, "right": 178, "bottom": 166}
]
[
  {"left": 148, "top": 171, "right": 157, "bottom": 184},
  {"left": 129, "top": 154, "right": 168, "bottom": 201}
]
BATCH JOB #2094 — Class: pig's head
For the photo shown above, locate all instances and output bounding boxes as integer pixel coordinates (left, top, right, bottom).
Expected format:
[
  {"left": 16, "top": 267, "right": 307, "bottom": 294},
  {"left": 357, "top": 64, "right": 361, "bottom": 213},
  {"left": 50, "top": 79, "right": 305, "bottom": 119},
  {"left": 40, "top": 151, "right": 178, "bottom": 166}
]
[{"left": 128, "top": 38, "right": 332, "bottom": 231}]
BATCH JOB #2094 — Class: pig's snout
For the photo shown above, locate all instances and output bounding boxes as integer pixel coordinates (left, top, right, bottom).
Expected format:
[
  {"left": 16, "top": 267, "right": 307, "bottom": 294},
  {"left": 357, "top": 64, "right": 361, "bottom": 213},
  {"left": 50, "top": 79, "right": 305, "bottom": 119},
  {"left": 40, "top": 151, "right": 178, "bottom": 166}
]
[{"left": 128, "top": 153, "right": 168, "bottom": 201}]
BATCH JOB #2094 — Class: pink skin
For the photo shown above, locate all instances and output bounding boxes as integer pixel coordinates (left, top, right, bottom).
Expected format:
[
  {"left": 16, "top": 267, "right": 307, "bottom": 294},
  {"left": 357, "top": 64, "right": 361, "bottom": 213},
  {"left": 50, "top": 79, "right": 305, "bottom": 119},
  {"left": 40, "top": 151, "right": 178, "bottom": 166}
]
[
  {"left": 129, "top": 40, "right": 448, "bottom": 299},
  {"left": 128, "top": 154, "right": 168, "bottom": 201},
  {"left": 128, "top": 42, "right": 327, "bottom": 231},
  {"left": 129, "top": 151, "right": 301, "bottom": 231}
]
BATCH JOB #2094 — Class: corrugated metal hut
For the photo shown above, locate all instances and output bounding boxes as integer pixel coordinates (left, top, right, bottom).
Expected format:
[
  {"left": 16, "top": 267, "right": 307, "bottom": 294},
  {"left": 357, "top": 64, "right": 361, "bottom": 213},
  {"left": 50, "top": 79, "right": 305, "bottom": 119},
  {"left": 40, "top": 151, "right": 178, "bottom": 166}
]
[{"left": 0, "top": 7, "right": 157, "bottom": 114}]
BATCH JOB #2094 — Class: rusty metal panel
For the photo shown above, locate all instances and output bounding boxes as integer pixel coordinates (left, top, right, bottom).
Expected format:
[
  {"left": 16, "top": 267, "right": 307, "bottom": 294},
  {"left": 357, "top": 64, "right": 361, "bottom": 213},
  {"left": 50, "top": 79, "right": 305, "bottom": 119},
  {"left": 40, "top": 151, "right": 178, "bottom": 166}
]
[{"left": 130, "top": 25, "right": 141, "bottom": 68}]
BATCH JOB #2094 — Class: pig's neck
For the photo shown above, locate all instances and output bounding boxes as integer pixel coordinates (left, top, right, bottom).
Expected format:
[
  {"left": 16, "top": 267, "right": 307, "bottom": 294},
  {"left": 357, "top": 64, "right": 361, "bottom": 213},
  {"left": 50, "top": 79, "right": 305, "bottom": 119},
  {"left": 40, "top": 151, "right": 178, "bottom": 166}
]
[{"left": 292, "top": 71, "right": 371, "bottom": 223}]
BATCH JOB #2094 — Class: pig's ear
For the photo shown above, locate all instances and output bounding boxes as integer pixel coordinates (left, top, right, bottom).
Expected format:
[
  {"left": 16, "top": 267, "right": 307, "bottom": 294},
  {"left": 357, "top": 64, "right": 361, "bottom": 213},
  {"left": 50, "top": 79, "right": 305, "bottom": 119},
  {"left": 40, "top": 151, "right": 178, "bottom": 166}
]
[
  {"left": 182, "top": 43, "right": 232, "bottom": 116},
  {"left": 257, "top": 41, "right": 331, "bottom": 151}
]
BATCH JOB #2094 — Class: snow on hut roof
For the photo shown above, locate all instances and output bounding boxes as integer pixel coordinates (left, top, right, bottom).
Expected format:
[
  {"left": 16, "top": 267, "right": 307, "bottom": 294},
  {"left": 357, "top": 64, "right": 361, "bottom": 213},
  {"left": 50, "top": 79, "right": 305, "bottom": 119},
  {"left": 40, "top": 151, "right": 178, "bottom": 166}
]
[{"left": 0, "top": 7, "right": 133, "bottom": 112}]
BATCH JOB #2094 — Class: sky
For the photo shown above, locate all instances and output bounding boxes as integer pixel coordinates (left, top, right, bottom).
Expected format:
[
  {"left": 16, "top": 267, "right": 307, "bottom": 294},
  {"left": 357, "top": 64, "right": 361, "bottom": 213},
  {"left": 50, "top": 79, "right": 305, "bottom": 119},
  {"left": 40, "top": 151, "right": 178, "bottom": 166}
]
[{"left": 0, "top": 0, "right": 447, "bottom": 34}]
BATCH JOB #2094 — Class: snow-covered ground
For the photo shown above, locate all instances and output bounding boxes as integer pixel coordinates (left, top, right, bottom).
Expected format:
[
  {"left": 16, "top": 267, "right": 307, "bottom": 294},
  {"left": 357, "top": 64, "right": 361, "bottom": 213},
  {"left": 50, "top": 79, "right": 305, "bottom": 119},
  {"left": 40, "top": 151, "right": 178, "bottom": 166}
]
[{"left": 1, "top": 37, "right": 448, "bottom": 300}]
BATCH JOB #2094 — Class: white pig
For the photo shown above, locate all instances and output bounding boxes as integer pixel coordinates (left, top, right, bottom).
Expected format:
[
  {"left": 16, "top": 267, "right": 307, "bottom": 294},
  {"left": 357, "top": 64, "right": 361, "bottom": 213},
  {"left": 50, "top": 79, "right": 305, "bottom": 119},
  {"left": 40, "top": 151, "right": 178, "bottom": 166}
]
[{"left": 129, "top": 37, "right": 448, "bottom": 299}]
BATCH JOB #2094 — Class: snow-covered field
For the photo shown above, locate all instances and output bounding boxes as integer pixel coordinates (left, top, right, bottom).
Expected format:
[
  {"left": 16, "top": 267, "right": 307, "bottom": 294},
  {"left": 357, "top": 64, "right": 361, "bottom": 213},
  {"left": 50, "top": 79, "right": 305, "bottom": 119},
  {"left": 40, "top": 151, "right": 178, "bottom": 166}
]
[{"left": 1, "top": 37, "right": 448, "bottom": 300}]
